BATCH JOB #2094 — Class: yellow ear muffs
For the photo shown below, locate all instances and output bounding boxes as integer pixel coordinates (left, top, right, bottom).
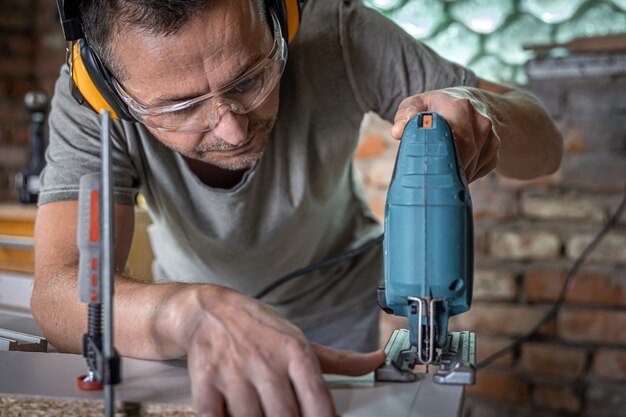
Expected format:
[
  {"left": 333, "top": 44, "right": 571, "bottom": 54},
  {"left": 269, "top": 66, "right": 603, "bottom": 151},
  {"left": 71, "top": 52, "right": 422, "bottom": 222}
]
[
  {"left": 71, "top": 42, "right": 120, "bottom": 118},
  {"left": 70, "top": 39, "right": 134, "bottom": 121},
  {"left": 284, "top": 0, "right": 301, "bottom": 43}
]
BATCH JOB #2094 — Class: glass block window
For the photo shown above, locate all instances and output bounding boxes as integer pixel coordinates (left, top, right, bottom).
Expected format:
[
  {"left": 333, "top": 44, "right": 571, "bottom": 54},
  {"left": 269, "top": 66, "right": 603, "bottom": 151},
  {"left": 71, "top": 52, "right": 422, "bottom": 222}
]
[{"left": 364, "top": 0, "right": 626, "bottom": 84}]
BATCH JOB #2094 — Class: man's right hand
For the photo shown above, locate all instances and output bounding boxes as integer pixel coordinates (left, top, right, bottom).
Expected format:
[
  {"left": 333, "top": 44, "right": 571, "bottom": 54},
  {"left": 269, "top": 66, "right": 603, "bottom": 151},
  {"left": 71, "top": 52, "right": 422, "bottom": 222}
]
[{"left": 173, "top": 285, "right": 384, "bottom": 417}]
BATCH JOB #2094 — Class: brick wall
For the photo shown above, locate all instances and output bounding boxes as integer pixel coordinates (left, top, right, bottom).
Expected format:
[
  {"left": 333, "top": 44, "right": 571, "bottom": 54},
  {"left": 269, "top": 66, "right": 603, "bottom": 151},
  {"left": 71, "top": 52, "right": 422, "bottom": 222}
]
[
  {"left": 357, "top": 63, "right": 626, "bottom": 416},
  {"left": 0, "top": 0, "right": 64, "bottom": 202}
]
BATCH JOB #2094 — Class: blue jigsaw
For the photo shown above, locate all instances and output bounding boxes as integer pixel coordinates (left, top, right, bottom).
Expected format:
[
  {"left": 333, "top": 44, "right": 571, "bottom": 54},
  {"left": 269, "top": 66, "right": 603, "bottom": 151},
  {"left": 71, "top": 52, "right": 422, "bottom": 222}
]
[{"left": 376, "top": 112, "right": 476, "bottom": 385}]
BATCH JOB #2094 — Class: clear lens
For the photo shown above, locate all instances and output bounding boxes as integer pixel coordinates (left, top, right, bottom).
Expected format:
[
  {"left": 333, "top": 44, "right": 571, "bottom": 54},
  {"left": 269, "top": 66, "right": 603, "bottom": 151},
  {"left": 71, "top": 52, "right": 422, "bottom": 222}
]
[
  {"left": 113, "top": 9, "right": 287, "bottom": 133},
  {"left": 138, "top": 57, "right": 285, "bottom": 132}
]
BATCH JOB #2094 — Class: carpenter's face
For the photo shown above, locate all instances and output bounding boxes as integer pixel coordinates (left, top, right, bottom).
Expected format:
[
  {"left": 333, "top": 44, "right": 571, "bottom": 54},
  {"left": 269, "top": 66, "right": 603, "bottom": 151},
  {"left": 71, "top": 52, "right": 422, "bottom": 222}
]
[{"left": 112, "top": 0, "right": 279, "bottom": 171}]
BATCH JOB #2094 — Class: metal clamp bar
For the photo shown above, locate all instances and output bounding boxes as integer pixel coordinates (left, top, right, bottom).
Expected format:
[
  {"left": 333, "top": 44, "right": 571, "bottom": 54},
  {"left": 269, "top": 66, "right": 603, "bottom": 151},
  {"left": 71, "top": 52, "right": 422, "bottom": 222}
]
[{"left": 0, "top": 235, "right": 34, "bottom": 250}]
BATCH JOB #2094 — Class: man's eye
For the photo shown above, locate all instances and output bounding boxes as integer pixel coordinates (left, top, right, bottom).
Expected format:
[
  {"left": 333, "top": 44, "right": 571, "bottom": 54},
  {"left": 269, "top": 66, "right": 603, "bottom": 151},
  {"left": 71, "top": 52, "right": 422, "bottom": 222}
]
[{"left": 231, "top": 75, "right": 261, "bottom": 94}]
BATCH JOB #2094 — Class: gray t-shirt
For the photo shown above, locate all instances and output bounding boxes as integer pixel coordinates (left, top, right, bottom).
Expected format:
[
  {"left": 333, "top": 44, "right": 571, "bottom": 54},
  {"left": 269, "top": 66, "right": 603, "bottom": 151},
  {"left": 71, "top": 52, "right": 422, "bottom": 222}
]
[{"left": 39, "top": 0, "right": 476, "bottom": 330}]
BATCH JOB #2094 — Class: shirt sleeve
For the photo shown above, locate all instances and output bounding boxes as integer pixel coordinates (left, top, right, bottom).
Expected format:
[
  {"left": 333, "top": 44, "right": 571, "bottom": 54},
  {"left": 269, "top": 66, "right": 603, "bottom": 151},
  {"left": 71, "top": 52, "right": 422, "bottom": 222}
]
[
  {"left": 338, "top": 0, "right": 478, "bottom": 123},
  {"left": 38, "top": 65, "right": 139, "bottom": 206}
]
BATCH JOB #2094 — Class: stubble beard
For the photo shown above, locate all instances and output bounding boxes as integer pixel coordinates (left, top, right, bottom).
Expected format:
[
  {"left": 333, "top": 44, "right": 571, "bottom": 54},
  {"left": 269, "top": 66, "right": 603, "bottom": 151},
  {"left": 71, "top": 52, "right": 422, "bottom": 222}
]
[{"left": 192, "top": 117, "right": 275, "bottom": 171}]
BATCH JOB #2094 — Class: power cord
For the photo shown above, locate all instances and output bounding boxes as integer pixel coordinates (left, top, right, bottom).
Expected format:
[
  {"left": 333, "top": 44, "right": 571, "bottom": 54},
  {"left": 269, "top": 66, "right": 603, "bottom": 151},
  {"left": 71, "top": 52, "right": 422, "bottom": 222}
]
[
  {"left": 477, "top": 183, "right": 626, "bottom": 369},
  {"left": 254, "top": 234, "right": 384, "bottom": 299}
]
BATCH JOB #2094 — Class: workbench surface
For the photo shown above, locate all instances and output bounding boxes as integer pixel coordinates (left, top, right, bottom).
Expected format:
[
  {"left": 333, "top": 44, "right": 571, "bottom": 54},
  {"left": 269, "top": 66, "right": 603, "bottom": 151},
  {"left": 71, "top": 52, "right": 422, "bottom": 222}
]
[{"left": 0, "top": 350, "right": 463, "bottom": 417}]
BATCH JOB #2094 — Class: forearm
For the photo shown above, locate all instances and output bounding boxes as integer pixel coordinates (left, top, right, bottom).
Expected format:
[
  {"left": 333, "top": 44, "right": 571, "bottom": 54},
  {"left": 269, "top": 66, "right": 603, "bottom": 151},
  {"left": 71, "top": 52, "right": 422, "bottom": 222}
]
[
  {"left": 31, "top": 267, "right": 208, "bottom": 360},
  {"left": 457, "top": 87, "right": 563, "bottom": 179}
]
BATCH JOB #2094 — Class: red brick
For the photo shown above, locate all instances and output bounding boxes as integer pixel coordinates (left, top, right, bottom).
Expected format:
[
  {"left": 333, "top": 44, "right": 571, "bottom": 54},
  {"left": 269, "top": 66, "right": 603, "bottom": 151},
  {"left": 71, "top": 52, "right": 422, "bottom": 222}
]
[
  {"left": 0, "top": 12, "right": 31, "bottom": 30},
  {"left": 474, "top": 226, "right": 487, "bottom": 257},
  {"left": 562, "top": 154, "right": 626, "bottom": 193},
  {"left": 533, "top": 385, "right": 582, "bottom": 413},
  {"left": 0, "top": 102, "right": 29, "bottom": 124},
  {"left": 586, "top": 381, "right": 626, "bottom": 416},
  {"left": 0, "top": 144, "right": 28, "bottom": 168},
  {"left": 566, "top": 77, "right": 626, "bottom": 114},
  {"left": 490, "top": 229, "right": 561, "bottom": 260},
  {"left": 527, "top": 79, "right": 565, "bottom": 117},
  {"left": 608, "top": 194, "right": 626, "bottom": 226},
  {"left": 521, "top": 193, "right": 606, "bottom": 222},
  {"left": 473, "top": 269, "right": 517, "bottom": 301},
  {"left": 366, "top": 194, "right": 384, "bottom": 222},
  {"left": 355, "top": 134, "right": 386, "bottom": 159},
  {"left": 560, "top": 114, "right": 626, "bottom": 155},
  {"left": 364, "top": 158, "right": 394, "bottom": 189},
  {"left": 559, "top": 308, "right": 626, "bottom": 345},
  {"left": 565, "top": 136, "right": 583, "bottom": 153},
  {"left": 524, "top": 270, "right": 626, "bottom": 307},
  {"left": 497, "top": 170, "right": 561, "bottom": 190},
  {"left": 461, "top": 398, "right": 520, "bottom": 417},
  {"left": 592, "top": 348, "right": 626, "bottom": 381},
  {"left": 567, "top": 232, "right": 626, "bottom": 263},
  {"left": 466, "top": 369, "right": 530, "bottom": 404},
  {"left": 449, "top": 302, "right": 554, "bottom": 337},
  {"left": 520, "top": 342, "right": 587, "bottom": 380},
  {"left": 475, "top": 335, "right": 515, "bottom": 368},
  {"left": 6, "top": 125, "right": 29, "bottom": 145},
  {"left": 469, "top": 173, "right": 518, "bottom": 219},
  {"left": 0, "top": 58, "right": 32, "bottom": 77},
  {"left": 7, "top": 35, "right": 35, "bottom": 57},
  {"left": 7, "top": 79, "right": 37, "bottom": 97}
]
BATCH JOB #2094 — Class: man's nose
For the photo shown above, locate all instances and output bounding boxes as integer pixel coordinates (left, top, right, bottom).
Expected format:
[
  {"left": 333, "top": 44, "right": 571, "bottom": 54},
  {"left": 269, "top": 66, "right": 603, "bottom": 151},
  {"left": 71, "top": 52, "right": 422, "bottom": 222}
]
[{"left": 211, "top": 107, "right": 249, "bottom": 147}]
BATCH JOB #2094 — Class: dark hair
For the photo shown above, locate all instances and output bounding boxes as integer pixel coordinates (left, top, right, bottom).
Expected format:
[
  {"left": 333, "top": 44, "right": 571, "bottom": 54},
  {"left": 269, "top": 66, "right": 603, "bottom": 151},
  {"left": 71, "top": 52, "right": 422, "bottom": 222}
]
[{"left": 80, "top": 0, "right": 213, "bottom": 80}]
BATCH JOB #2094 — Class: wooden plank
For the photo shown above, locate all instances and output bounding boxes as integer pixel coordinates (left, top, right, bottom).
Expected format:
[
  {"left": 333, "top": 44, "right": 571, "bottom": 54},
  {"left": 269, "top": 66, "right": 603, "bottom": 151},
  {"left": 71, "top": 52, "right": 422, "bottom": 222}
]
[
  {"left": 0, "top": 249, "right": 34, "bottom": 274},
  {"left": 527, "top": 34, "right": 626, "bottom": 53},
  {"left": 0, "top": 205, "right": 37, "bottom": 223},
  {"left": 0, "top": 221, "right": 34, "bottom": 238},
  {"left": 0, "top": 205, "right": 154, "bottom": 278}
]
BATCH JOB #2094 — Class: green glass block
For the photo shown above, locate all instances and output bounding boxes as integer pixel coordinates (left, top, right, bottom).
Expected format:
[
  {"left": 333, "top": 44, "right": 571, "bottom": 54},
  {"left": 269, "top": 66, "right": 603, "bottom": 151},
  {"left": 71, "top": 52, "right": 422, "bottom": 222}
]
[
  {"left": 514, "top": 66, "right": 529, "bottom": 85},
  {"left": 449, "top": 0, "right": 514, "bottom": 34},
  {"left": 521, "top": 0, "right": 586, "bottom": 24},
  {"left": 391, "top": 0, "right": 445, "bottom": 39},
  {"left": 467, "top": 55, "right": 515, "bottom": 83},
  {"left": 614, "top": 0, "right": 626, "bottom": 12},
  {"left": 486, "top": 14, "right": 551, "bottom": 65},
  {"left": 426, "top": 22, "right": 481, "bottom": 66},
  {"left": 364, "top": 0, "right": 405, "bottom": 12},
  {"left": 555, "top": 3, "right": 626, "bottom": 43}
]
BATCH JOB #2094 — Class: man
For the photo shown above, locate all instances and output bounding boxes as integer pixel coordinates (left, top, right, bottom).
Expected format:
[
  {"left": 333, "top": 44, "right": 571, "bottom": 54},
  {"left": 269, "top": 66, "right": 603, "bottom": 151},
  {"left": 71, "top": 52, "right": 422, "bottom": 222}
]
[{"left": 31, "top": 0, "right": 562, "bottom": 416}]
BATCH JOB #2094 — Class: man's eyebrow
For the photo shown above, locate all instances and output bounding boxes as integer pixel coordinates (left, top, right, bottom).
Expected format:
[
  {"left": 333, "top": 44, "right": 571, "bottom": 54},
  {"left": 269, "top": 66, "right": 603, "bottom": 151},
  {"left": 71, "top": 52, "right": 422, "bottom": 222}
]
[{"left": 149, "top": 53, "right": 264, "bottom": 106}]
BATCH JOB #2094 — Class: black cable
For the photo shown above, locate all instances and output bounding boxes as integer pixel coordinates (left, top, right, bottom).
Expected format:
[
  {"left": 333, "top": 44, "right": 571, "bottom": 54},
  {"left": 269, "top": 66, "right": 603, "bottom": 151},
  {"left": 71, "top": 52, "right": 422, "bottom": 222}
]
[
  {"left": 254, "top": 234, "right": 384, "bottom": 300},
  {"left": 477, "top": 183, "right": 626, "bottom": 370}
]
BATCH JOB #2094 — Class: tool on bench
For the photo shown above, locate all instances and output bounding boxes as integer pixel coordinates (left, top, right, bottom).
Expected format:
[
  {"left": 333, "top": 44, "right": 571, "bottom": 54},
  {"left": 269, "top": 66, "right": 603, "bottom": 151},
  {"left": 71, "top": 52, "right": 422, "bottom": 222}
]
[
  {"left": 76, "top": 110, "right": 121, "bottom": 416},
  {"left": 16, "top": 91, "right": 48, "bottom": 204},
  {"left": 376, "top": 112, "right": 476, "bottom": 385}
]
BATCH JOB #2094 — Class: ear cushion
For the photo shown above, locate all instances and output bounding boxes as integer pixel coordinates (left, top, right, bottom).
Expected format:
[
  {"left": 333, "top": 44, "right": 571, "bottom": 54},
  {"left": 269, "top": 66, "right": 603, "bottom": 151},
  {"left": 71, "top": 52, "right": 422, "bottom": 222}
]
[{"left": 73, "top": 39, "right": 133, "bottom": 121}]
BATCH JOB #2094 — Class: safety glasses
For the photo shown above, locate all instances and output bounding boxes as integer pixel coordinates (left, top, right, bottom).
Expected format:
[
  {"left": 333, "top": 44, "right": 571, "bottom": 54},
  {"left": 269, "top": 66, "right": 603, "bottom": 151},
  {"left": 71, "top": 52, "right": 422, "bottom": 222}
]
[{"left": 112, "top": 9, "right": 287, "bottom": 133}]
